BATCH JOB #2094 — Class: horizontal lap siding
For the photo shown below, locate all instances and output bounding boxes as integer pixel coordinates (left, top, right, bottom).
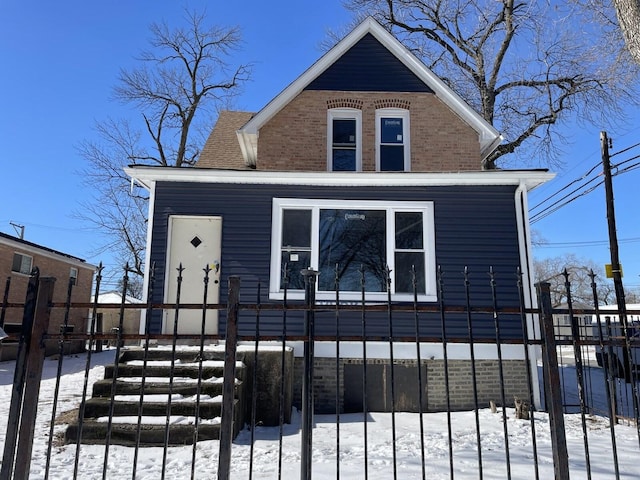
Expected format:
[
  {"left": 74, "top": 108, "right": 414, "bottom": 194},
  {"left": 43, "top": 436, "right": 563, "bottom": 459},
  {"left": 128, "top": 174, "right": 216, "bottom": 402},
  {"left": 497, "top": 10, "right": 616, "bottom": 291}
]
[
  {"left": 305, "top": 33, "right": 433, "bottom": 93},
  {"left": 151, "top": 182, "right": 523, "bottom": 339}
]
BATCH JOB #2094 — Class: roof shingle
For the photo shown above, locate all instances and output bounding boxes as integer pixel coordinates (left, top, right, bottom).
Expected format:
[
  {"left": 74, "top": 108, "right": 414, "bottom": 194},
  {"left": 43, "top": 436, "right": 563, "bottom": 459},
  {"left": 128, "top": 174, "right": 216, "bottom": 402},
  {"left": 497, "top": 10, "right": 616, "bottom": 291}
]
[{"left": 197, "top": 111, "right": 255, "bottom": 169}]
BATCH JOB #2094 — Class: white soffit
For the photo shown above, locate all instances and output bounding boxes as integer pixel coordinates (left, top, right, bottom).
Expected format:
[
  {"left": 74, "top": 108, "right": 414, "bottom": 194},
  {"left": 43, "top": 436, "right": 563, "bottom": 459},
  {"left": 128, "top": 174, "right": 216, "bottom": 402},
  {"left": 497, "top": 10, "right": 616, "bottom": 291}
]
[{"left": 125, "top": 166, "right": 555, "bottom": 191}]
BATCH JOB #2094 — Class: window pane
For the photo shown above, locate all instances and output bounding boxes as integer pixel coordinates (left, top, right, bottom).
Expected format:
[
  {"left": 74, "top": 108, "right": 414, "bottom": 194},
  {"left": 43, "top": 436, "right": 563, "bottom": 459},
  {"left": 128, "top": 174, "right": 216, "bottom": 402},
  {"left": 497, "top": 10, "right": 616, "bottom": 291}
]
[
  {"left": 11, "top": 253, "right": 31, "bottom": 274},
  {"left": 281, "top": 250, "right": 311, "bottom": 290},
  {"left": 381, "top": 117, "right": 403, "bottom": 144},
  {"left": 395, "top": 252, "right": 425, "bottom": 294},
  {"left": 332, "top": 149, "right": 356, "bottom": 171},
  {"left": 318, "top": 209, "right": 387, "bottom": 292},
  {"left": 11, "top": 254, "right": 21, "bottom": 272},
  {"left": 281, "top": 209, "right": 312, "bottom": 290},
  {"left": 282, "top": 209, "right": 311, "bottom": 248},
  {"left": 380, "top": 145, "right": 404, "bottom": 171},
  {"left": 22, "top": 256, "right": 31, "bottom": 274},
  {"left": 395, "top": 212, "right": 423, "bottom": 249},
  {"left": 333, "top": 119, "right": 356, "bottom": 145}
]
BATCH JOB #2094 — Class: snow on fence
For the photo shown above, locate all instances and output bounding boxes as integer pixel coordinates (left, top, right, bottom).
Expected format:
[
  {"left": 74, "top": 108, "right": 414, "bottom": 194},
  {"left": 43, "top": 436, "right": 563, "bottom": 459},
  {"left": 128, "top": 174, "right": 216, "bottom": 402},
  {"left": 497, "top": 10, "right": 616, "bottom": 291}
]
[{"left": 0, "top": 265, "right": 639, "bottom": 479}]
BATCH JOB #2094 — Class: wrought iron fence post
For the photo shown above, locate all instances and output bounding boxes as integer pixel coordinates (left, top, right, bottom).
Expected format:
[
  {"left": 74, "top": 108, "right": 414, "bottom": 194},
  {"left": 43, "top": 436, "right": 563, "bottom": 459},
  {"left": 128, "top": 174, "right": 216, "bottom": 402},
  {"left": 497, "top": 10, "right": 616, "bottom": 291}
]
[
  {"left": 0, "top": 276, "right": 11, "bottom": 329},
  {"left": 218, "top": 276, "right": 240, "bottom": 480},
  {"left": 535, "top": 281, "right": 569, "bottom": 480},
  {"left": 11, "top": 276, "right": 56, "bottom": 480},
  {"left": 301, "top": 268, "right": 318, "bottom": 480},
  {"left": 1, "top": 268, "right": 39, "bottom": 480}
]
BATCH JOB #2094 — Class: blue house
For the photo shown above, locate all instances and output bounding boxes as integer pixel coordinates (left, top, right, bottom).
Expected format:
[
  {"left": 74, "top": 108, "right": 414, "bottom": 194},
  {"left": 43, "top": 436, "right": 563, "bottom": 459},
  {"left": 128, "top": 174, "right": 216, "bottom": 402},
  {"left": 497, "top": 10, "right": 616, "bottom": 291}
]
[{"left": 126, "top": 17, "right": 553, "bottom": 412}]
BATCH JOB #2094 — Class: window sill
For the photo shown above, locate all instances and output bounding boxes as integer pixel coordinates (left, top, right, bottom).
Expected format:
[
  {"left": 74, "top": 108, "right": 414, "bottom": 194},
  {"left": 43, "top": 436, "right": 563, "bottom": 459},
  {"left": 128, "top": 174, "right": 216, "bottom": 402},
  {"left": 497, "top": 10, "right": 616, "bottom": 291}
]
[{"left": 268, "top": 291, "right": 437, "bottom": 303}]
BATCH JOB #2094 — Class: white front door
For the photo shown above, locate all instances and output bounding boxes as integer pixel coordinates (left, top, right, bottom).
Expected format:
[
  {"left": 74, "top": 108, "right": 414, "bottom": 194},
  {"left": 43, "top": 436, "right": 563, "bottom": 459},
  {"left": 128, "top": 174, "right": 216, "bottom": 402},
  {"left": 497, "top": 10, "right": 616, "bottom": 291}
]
[{"left": 164, "top": 215, "right": 222, "bottom": 335}]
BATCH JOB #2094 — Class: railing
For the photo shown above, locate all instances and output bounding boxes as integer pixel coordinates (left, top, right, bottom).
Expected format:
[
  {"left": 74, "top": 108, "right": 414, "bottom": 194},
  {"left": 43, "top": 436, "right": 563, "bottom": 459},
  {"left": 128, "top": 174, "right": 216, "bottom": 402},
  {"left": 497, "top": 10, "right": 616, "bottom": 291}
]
[{"left": 0, "top": 265, "right": 639, "bottom": 479}]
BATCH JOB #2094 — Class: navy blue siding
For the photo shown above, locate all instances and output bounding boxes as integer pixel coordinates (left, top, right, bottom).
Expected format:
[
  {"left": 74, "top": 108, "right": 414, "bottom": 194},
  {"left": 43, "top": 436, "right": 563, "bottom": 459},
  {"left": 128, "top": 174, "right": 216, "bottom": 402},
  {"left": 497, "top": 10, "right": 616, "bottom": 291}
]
[
  {"left": 150, "top": 182, "right": 523, "bottom": 339},
  {"left": 305, "top": 34, "right": 433, "bottom": 93}
]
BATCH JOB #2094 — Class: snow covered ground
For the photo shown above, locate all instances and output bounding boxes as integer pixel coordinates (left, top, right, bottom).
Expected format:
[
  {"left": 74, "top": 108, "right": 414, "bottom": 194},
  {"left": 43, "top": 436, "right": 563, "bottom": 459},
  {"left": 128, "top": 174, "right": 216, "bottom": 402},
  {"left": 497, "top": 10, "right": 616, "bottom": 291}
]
[{"left": 1, "top": 349, "right": 639, "bottom": 479}]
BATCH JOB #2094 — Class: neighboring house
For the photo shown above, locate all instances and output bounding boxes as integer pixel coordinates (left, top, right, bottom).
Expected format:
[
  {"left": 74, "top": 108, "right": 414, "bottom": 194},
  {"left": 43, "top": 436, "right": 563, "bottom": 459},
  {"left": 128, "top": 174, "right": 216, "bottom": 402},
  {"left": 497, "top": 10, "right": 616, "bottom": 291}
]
[
  {"left": 0, "top": 232, "right": 96, "bottom": 360},
  {"left": 553, "top": 303, "right": 640, "bottom": 340},
  {"left": 126, "top": 18, "right": 554, "bottom": 411},
  {"left": 596, "top": 304, "right": 640, "bottom": 324},
  {"left": 94, "top": 291, "right": 143, "bottom": 346},
  {"left": 553, "top": 302, "right": 594, "bottom": 340}
]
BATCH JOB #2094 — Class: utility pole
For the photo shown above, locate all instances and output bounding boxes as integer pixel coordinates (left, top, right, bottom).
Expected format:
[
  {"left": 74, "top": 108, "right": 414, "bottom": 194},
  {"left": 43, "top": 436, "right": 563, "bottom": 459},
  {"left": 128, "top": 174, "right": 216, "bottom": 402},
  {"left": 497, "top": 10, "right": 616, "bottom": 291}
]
[
  {"left": 601, "top": 131, "right": 627, "bottom": 323},
  {"left": 9, "top": 222, "right": 24, "bottom": 240}
]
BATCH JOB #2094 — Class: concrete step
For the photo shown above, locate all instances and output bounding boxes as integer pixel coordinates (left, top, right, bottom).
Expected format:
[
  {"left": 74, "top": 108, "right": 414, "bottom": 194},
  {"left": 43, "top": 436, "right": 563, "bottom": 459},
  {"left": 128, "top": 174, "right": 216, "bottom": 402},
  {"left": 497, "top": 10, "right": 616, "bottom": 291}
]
[
  {"left": 66, "top": 347, "right": 248, "bottom": 446},
  {"left": 82, "top": 396, "right": 224, "bottom": 419},
  {"left": 65, "top": 419, "right": 222, "bottom": 446},
  {"left": 118, "top": 347, "right": 233, "bottom": 363},
  {"left": 103, "top": 362, "right": 245, "bottom": 381},
  {"left": 91, "top": 378, "right": 241, "bottom": 397}
]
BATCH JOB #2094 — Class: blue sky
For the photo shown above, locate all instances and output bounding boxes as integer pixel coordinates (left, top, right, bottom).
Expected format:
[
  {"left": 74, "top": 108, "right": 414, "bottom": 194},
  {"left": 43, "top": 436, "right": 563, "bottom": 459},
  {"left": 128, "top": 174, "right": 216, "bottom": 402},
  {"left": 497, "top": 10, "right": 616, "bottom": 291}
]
[{"left": 1, "top": 0, "right": 638, "bottom": 292}]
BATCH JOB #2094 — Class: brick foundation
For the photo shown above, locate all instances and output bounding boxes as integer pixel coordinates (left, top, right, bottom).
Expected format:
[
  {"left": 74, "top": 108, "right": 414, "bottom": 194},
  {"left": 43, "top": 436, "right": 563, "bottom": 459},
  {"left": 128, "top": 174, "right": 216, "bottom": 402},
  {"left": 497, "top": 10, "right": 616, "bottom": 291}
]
[{"left": 293, "top": 357, "right": 530, "bottom": 414}]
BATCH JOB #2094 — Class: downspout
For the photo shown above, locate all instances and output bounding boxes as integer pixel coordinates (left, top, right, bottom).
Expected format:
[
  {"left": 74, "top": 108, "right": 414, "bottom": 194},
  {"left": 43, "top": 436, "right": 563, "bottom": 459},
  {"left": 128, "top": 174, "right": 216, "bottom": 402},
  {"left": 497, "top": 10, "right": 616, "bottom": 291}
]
[
  {"left": 514, "top": 182, "right": 542, "bottom": 409},
  {"left": 129, "top": 177, "right": 156, "bottom": 337}
]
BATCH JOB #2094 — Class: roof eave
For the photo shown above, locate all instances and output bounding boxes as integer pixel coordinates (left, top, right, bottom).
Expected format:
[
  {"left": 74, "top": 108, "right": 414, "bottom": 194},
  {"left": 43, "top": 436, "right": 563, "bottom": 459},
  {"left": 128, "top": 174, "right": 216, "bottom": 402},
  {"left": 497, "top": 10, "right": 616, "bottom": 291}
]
[
  {"left": 237, "top": 130, "right": 258, "bottom": 168},
  {"left": 124, "top": 165, "right": 555, "bottom": 191}
]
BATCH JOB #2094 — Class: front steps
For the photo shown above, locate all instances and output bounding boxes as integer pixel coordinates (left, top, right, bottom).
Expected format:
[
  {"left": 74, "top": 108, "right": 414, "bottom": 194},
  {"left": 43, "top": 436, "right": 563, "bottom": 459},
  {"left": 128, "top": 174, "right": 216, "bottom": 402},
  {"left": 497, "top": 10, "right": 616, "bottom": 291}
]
[{"left": 65, "top": 347, "right": 246, "bottom": 446}]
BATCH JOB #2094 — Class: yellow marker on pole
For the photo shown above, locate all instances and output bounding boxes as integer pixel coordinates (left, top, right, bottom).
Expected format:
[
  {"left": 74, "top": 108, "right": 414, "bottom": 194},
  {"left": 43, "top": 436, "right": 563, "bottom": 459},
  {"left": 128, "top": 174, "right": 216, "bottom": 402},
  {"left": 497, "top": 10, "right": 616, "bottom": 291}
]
[{"left": 605, "top": 264, "right": 623, "bottom": 278}]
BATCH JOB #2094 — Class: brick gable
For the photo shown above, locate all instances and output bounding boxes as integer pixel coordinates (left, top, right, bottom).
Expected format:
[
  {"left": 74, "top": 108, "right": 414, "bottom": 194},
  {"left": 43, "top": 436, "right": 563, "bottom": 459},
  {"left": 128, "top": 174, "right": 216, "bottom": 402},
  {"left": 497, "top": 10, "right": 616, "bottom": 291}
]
[{"left": 256, "top": 90, "right": 481, "bottom": 172}]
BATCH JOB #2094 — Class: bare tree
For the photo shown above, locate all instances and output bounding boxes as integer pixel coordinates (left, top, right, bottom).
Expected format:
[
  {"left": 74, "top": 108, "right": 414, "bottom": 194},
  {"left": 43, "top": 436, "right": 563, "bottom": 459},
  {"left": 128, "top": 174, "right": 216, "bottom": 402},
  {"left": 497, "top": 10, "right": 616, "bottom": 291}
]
[
  {"left": 533, "top": 254, "right": 615, "bottom": 306},
  {"left": 613, "top": 0, "right": 640, "bottom": 63},
  {"left": 343, "top": 0, "right": 640, "bottom": 169},
  {"left": 77, "top": 10, "right": 251, "bottom": 282}
]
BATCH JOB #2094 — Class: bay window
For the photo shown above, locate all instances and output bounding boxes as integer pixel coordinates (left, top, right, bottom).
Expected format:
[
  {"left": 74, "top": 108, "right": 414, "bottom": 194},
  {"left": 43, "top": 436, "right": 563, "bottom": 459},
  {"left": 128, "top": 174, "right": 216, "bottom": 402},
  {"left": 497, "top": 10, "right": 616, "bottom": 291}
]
[{"left": 271, "top": 198, "right": 436, "bottom": 301}]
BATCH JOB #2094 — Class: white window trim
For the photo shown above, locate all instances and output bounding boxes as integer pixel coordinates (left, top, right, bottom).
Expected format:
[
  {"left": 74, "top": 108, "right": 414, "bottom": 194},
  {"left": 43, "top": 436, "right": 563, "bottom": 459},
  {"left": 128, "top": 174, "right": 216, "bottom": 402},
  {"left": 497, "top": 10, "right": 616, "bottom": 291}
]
[
  {"left": 12, "top": 252, "right": 33, "bottom": 275},
  {"left": 375, "top": 108, "right": 411, "bottom": 172},
  {"left": 70, "top": 267, "right": 78, "bottom": 286},
  {"left": 327, "top": 108, "right": 362, "bottom": 172},
  {"left": 270, "top": 198, "right": 436, "bottom": 302}
]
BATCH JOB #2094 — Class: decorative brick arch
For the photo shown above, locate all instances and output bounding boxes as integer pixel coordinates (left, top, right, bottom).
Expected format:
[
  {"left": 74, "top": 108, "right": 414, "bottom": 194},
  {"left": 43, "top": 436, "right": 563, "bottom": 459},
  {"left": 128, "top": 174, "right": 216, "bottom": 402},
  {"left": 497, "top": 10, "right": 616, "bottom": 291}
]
[
  {"left": 373, "top": 99, "right": 411, "bottom": 110},
  {"left": 326, "top": 98, "right": 364, "bottom": 110}
]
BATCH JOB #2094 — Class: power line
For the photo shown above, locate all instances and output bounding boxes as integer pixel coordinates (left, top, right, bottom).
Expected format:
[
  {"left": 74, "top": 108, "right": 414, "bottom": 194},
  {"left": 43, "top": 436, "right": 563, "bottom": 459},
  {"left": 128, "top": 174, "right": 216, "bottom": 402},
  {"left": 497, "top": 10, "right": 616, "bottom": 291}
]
[
  {"left": 529, "top": 149, "right": 640, "bottom": 223},
  {"left": 530, "top": 174, "right": 600, "bottom": 214},
  {"left": 613, "top": 159, "right": 640, "bottom": 176},
  {"left": 613, "top": 152, "right": 640, "bottom": 168},
  {"left": 534, "top": 236, "right": 640, "bottom": 248},
  {"left": 529, "top": 160, "right": 601, "bottom": 212},
  {"left": 610, "top": 141, "right": 640, "bottom": 158},
  {"left": 530, "top": 179, "right": 603, "bottom": 224}
]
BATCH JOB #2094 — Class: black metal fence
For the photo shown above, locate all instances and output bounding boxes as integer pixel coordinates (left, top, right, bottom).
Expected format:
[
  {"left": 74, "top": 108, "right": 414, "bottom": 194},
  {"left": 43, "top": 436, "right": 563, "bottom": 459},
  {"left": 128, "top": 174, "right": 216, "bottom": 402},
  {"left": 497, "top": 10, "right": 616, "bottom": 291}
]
[{"left": 0, "top": 265, "right": 639, "bottom": 479}]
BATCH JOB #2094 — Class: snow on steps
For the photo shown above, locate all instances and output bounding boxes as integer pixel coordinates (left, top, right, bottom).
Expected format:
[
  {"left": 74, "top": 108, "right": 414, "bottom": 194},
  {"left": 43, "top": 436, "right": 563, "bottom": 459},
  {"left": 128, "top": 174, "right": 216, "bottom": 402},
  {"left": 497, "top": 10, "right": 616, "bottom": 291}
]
[{"left": 65, "top": 347, "right": 246, "bottom": 446}]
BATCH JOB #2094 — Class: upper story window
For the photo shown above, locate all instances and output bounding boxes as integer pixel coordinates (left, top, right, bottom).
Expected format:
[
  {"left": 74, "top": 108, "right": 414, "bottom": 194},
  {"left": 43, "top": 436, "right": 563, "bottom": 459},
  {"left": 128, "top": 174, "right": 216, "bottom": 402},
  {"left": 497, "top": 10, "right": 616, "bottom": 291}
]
[
  {"left": 376, "top": 108, "right": 410, "bottom": 171},
  {"left": 12, "top": 253, "right": 32, "bottom": 275},
  {"left": 327, "top": 109, "right": 362, "bottom": 171},
  {"left": 70, "top": 267, "right": 78, "bottom": 286},
  {"left": 270, "top": 198, "right": 436, "bottom": 302}
]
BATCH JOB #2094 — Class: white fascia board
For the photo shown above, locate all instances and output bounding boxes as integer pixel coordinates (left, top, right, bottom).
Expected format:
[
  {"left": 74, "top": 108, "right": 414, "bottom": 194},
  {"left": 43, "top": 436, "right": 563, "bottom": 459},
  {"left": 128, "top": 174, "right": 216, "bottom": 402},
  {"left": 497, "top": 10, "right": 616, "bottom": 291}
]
[
  {"left": 238, "top": 17, "right": 502, "bottom": 166},
  {"left": 124, "top": 166, "right": 555, "bottom": 190}
]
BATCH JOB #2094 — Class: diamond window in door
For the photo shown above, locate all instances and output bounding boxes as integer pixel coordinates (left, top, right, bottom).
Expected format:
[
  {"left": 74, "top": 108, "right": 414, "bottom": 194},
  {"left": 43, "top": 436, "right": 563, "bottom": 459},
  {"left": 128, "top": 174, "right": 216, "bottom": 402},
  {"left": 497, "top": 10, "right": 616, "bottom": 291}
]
[{"left": 190, "top": 236, "right": 203, "bottom": 248}]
